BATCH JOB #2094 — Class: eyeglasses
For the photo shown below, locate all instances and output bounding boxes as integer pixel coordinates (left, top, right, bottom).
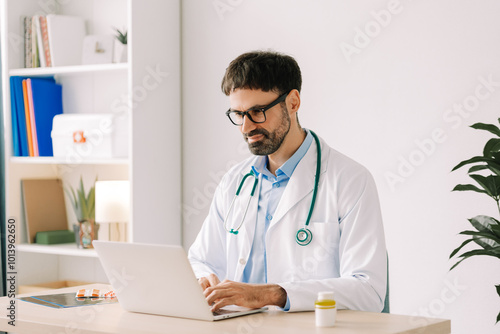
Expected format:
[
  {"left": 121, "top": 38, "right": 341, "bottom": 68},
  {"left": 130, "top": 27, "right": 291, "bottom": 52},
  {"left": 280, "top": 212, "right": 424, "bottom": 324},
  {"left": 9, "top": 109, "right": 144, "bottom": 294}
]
[{"left": 225, "top": 91, "right": 289, "bottom": 126}]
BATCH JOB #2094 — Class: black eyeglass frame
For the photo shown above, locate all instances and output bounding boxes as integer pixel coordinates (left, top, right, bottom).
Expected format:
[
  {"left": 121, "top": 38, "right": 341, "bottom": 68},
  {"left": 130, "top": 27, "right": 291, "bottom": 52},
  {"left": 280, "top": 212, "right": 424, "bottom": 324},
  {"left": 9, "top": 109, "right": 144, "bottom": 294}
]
[{"left": 225, "top": 91, "right": 290, "bottom": 126}]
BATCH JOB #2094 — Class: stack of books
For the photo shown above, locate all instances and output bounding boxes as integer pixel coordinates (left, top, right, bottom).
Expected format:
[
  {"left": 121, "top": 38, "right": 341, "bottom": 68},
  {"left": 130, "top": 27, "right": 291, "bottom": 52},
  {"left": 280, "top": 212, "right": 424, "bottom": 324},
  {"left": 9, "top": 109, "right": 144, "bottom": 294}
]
[
  {"left": 24, "top": 14, "right": 86, "bottom": 68},
  {"left": 9, "top": 77, "right": 63, "bottom": 157}
]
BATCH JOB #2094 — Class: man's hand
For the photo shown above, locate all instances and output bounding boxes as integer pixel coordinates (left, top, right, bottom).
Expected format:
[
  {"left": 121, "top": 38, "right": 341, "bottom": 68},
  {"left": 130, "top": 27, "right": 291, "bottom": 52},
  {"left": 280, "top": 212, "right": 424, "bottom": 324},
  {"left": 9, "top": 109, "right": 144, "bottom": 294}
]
[
  {"left": 197, "top": 273, "right": 221, "bottom": 291},
  {"left": 203, "top": 279, "right": 287, "bottom": 312}
]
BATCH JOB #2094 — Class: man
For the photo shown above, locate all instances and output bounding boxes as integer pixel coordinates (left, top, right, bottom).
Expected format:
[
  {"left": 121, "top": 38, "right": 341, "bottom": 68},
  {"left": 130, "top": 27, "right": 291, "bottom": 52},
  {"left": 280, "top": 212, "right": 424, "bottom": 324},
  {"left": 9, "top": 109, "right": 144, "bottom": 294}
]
[{"left": 188, "top": 51, "right": 387, "bottom": 313}]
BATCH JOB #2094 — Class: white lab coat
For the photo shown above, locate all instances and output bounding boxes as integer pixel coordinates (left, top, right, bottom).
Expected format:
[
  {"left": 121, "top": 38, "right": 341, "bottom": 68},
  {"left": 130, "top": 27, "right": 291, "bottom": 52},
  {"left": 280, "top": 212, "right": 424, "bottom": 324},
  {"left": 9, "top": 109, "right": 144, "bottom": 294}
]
[{"left": 188, "top": 134, "right": 387, "bottom": 312}]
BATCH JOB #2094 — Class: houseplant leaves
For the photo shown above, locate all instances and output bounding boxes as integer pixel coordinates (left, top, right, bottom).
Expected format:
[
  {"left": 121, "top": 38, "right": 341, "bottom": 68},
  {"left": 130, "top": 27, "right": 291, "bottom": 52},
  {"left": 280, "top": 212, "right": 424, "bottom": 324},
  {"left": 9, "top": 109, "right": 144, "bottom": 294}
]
[{"left": 450, "top": 119, "right": 500, "bottom": 324}]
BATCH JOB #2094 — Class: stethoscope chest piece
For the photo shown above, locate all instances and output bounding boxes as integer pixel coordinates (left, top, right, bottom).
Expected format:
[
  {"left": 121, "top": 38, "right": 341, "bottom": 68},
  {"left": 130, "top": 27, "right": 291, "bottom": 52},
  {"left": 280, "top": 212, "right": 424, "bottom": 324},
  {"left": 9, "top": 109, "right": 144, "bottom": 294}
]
[{"left": 296, "top": 228, "right": 313, "bottom": 246}]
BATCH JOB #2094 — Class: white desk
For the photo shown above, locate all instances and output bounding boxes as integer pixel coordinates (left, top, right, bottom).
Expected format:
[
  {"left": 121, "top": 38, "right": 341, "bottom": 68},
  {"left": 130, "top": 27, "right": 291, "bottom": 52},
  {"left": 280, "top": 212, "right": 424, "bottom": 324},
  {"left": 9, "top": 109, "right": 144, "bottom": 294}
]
[{"left": 0, "top": 284, "right": 450, "bottom": 334}]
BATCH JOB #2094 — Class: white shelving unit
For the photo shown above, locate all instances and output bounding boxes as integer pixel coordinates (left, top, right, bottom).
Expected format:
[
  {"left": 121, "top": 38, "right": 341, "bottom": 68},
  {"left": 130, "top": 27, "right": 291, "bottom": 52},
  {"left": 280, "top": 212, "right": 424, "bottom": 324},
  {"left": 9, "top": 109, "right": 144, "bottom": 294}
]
[
  {"left": 11, "top": 156, "right": 129, "bottom": 164},
  {"left": 9, "top": 62, "right": 129, "bottom": 76},
  {"left": 1, "top": 0, "right": 181, "bottom": 285},
  {"left": 17, "top": 243, "right": 98, "bottom": 258}
]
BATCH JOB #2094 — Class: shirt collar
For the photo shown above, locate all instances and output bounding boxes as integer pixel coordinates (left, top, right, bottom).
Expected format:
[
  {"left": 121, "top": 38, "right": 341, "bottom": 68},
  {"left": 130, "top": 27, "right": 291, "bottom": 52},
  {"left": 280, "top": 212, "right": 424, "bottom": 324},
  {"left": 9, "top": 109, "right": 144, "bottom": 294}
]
[
  {"left": 251, "top": 157, "right": 268, "bottom": 178},
  {"left": 251, "top": 129, "right": 313, "bottom": 179}
]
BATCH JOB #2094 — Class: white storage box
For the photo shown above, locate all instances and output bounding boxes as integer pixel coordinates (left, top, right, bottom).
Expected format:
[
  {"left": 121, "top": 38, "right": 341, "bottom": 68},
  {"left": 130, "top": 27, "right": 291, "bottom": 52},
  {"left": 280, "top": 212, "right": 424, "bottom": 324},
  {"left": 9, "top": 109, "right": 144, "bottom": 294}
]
[{"left": 51, "top": 113, "right": 128, "bottom": 160}]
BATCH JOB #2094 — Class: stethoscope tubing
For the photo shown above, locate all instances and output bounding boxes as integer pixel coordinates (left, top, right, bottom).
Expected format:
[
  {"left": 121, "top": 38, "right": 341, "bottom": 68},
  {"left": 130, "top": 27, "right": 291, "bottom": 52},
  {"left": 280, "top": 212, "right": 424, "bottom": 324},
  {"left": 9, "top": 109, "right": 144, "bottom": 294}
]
[
  {"left": 223, "top": 170, "right": 258, "bottom": 234},
  {"left": 223, "top": 130, "right": 321, "bottom": 246},
  {"left": 304, "top": 130, "right": 321, "bottom": 229}
]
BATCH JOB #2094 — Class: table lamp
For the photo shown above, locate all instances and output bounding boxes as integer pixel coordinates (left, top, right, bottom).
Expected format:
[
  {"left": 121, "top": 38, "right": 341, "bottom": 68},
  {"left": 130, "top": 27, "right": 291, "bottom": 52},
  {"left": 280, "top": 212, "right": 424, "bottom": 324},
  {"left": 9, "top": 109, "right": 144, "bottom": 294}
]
[{"left": 95, "top": 180, "right": 130, "bottom": 242}]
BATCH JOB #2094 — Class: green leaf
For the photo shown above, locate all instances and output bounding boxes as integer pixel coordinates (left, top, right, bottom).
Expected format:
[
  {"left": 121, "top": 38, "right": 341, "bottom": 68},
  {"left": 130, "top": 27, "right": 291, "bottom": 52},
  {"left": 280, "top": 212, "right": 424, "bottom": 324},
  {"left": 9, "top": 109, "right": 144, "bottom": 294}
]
[
  {"left": 468, "top": 165, "right": 488, "bottom": 173},
  {"left": 449, "top": 238, "right": 474, "bottom": 259},
  {"left": 490, "top": 140, "right": 500, "bottom": 153},
  {"left": 492, "top": 246, "right": 500, "bottom": 255},
  {"left": 469, "top": 174, "right": 495, "bottom": 197},
  {"left": 79, "top": 176, "right": 85, "bottom": 193},
  {"left": 459, "top": 230, "right": 500, "bottom": 244},
  {"left": 469, "top": 174, "right": 500, "bottom": 198},
  {"left": 451, "top": 156, "right": 494, "bottom": 172},
  {"left": 450, "top": 257, "right": 467, "bottom": 271},
  {"left": 491, "top": 224, "right": 500, "bottom": 238},
  {"left": 78, "top": 188, "right": 88, "bottom": 221},
  {"left": 497, "top": 310, "right": 500, "bottom": 324},
  {"left": 496, "top": 284, "right": 500, "bottom": 297},
  {"left": 114, "top": 27, "right": 127, "bottom": 44},
  {"left": 87, "top": 186, "right": 94, "bottom": 204},
  {"left": 483, "top": 138, "right": 500, "bottom": 157},
  {"left": 487, "top": 163, "right": 500, "bottom": 176},
  {"left": 472, "top": 236, "right": 498, "bottom": 250},
  {"left": 69, "top": 186, "right": 76, "bottom": 202},
  {"left": 458, "top": 247, "right": 500, "bottom": 260},
  {"left": 64, "top": 187, "right": 78, "bottom": 214},
  {"left": 452, "top": 184, "right": 487, "bottom": 194},
  {"left": 87, "top": 186, "right": 95, "bottom": 220},
  {"left": 471, "top": 122, "right": 500, "bottom": 137},
  {"left": 65, "top": 176, "right": 97, "bottom": 222},
  {"left": 71, "top": 187, "right": 79, "bottom": 212},
  {"left": 458, "top": 228, "right": 500, "bottom": 249},
  {"left": 450, "top": 245, "right": 500, "bottom": 270},
  {"left": 468, "top": 216, "right": 500, "bottom": 248},
  {"left": 469, "top": 215, "right": 500, "bottom": 233}
]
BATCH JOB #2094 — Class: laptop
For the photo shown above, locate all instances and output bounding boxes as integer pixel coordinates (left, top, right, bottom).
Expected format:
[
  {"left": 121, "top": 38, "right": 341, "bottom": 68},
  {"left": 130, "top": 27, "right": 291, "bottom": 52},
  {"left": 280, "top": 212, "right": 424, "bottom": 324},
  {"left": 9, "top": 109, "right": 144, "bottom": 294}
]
[{"left": 93, "top": 241, "right": 267, "bottom": 321}]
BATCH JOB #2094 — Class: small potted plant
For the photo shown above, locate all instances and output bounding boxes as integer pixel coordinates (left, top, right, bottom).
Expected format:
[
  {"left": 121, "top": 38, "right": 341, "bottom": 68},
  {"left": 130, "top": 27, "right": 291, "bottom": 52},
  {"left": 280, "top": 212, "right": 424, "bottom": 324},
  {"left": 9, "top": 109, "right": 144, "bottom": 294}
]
[
  {"left": 66, "top": 177, "right": 98, "bottom": 249},
  {"left": 113, "top": 27, "right": 127, "bottom": 63},
  {"left": 450, "top": 119, "right": 500, "bottom": 323}
]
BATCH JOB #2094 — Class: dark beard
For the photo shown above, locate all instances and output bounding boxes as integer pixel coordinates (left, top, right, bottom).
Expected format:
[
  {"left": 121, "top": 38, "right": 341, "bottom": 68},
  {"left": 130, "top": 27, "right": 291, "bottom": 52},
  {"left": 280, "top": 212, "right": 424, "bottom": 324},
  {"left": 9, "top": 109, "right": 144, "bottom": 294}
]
[{"left": 244, "top": 106, "right": 291, "bottom": 155}]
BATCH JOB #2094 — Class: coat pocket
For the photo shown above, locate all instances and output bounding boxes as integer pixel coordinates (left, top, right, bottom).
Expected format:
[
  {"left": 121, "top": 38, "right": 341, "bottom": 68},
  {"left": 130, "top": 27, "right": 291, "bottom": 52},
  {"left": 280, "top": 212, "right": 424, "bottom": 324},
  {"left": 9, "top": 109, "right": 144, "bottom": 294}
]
[{"left": 293, "top": 221, "right": 340, "bottom": 279}]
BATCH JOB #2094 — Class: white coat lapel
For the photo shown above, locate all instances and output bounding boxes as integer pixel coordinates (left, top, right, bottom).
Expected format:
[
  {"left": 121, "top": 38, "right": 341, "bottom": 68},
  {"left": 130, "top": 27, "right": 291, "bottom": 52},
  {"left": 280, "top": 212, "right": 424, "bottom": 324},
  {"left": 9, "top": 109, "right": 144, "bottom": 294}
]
[
  {"left": 270, "top": 140, "right": 316, "bottom": 228},
  {"left": 269, "top": 136, "right": 329, "bottom": 229}
]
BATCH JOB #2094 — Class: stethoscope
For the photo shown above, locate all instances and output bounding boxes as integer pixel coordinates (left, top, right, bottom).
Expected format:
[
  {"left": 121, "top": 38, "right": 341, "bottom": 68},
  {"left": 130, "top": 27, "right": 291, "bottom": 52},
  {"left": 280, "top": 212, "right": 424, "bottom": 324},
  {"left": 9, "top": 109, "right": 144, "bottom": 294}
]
[{"left": 223, "top": 130, "right": 321, "bottom": 246}]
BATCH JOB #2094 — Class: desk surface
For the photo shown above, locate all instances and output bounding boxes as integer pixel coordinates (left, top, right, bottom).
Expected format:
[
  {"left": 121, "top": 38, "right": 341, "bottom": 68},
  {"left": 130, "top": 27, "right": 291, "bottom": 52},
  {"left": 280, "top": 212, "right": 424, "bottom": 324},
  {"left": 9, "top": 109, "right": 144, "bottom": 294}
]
[{"left": 0, "top": 284, "right": 450, "bottom": 334}]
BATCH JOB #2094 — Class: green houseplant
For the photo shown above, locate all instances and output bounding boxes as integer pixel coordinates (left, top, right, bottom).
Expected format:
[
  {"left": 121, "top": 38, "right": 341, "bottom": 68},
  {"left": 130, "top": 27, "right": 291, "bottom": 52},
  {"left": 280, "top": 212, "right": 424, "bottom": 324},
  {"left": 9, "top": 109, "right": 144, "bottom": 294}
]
[
  {"left": 450, "top": 119, "right": 500, "bottom": 323},
  {"left": 113, "top": 27, "right": 127, "bottom": 63},
  {"left": 66, "top": 177, "right": 97, "bottom": 249},
  {"left": 114, "top": 27, "right": 127, "bottom": 45}
]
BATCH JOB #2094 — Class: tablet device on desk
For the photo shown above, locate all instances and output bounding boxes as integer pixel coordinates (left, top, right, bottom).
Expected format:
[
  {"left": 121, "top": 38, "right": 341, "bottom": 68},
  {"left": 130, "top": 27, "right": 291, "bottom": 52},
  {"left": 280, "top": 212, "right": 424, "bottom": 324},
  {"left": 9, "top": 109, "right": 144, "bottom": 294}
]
[{"left": 93, "top": 241, "right": 267, "bottom": 321}]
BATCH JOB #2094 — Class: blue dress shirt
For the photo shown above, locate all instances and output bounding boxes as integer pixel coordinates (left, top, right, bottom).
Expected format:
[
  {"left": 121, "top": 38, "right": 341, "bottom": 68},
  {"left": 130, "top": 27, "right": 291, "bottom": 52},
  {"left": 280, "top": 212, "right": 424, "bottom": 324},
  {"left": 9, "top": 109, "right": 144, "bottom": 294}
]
[{"left": 241, "top": 129, "right": 313, "bottom": 309}]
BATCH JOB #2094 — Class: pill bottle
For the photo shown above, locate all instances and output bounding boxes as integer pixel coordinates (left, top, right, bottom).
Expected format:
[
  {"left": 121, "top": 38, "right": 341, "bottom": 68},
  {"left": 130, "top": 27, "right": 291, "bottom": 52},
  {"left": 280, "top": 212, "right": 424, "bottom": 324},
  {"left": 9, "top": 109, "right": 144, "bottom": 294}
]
[{"left": 315, "top": 291, "right": 336, "bottom": 327}]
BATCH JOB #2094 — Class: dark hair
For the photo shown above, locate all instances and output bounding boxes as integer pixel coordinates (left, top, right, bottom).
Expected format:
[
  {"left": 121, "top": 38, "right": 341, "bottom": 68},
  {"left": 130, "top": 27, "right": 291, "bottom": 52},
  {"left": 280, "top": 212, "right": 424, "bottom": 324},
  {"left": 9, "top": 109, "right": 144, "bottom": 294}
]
[{"left": 221, "top": 51, "right": 302, "bottom": 96}]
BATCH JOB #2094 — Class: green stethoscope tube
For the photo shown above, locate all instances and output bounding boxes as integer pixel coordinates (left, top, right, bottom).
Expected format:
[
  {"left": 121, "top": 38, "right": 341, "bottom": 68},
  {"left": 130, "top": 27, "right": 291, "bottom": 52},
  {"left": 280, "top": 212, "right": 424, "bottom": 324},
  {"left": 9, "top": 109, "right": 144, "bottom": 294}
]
[
  {"left": 224, "top": 130, "right": 321, "bottom": 247},
  {"left": 295, "top": 130, "right": 321, "bottom": 246},
  {"left": 223, "top": 170, "right": 259, "bottom": 235}
]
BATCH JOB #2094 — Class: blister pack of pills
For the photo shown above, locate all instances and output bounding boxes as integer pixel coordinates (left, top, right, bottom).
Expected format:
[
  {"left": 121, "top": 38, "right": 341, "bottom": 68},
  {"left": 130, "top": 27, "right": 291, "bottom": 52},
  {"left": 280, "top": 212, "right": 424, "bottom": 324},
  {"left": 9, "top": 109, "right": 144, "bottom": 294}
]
[{"left": 75, "top": 289, "right": 116, "bottom": 299}]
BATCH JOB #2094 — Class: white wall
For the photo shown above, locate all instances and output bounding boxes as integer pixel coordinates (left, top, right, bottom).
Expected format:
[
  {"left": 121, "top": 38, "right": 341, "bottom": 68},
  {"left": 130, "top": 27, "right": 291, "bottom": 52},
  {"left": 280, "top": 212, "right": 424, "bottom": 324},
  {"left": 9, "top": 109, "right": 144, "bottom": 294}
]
[{"left": 181, "top": 1, "right": 500, "bottom": 333}]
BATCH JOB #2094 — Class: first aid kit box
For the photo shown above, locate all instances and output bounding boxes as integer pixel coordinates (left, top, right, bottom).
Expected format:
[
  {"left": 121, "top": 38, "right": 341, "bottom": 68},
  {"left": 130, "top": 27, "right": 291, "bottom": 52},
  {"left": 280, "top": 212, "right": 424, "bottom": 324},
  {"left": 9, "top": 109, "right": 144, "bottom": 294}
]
[{"left": 51, "top": 113, "right": 128, "bottom": 161}]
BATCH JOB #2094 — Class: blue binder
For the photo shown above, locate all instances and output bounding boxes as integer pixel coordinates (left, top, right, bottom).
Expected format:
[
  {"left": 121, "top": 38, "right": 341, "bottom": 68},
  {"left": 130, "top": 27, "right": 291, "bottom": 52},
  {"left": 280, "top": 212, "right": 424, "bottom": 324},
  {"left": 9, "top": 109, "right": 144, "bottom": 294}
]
[
  {"left": 30, "top": 78, "right": 63, "bottom": 156},
  {"left": 9, "top": 77, "right": 21, "bottom": 156},
  {"left": 12, "top": 76, "right": 29, "bottom": 156}
]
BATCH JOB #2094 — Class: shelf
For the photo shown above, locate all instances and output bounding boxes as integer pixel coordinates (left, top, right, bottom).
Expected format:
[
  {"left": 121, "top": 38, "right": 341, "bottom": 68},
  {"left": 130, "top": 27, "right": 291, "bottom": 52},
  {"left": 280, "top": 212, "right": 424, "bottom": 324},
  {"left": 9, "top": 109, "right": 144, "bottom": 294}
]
[
  {"left": 9, "top": 63, "right": 129, "bottom": 77},
  {"left": 17, "top": 243, "right": 98, "bottom": 258},
  {"left": 10, "top": 157, "right": 129, "bottom": 165},
  {"left": 2, "top": 0, "right": 180, "bottom": 287}
]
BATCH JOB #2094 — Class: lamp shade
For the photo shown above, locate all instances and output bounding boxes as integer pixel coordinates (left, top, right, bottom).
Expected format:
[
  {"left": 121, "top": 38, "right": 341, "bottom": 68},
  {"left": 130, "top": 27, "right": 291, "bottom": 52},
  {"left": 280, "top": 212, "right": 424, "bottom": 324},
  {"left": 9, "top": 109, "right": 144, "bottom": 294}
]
[{"left": 95, "top": 181, "right": 130, "bottom": 223}]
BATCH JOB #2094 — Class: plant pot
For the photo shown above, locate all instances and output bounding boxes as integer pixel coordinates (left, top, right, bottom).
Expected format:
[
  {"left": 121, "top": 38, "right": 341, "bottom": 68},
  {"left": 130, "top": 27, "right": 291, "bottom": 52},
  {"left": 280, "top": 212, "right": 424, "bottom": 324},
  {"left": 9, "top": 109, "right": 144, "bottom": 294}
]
[
  {"left": 74, "top": 220, "right": 99, "bottom": 249},
  {"left": 113, "top": 41, "right": 127, "bottom": 63}
]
